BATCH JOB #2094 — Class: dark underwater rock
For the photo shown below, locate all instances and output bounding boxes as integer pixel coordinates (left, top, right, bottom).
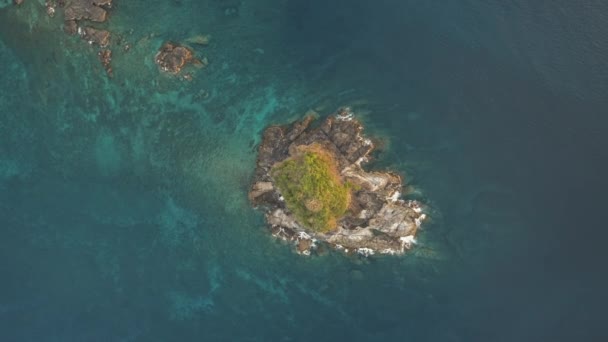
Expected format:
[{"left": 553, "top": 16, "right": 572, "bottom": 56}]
[{"left": 250, "top": 108, "right": 428, "bottom": 256}]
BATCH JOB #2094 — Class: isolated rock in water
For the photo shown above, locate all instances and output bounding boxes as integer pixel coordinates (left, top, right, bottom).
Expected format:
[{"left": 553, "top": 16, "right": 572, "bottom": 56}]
[
  {"left": 14, "top": 0, "right": 24, "bottom": 6},
  {"left": 64, "top": 0, "right": 111, "bottom": 23},
  {"left": 250, "top": 108, "right": 428, "bottom": 256},
  {"left": 155, "top": 42, "right": 197, "bottom": 74},
  {"left": 80, "top": 27, "right": 110, "bottom": 47}
]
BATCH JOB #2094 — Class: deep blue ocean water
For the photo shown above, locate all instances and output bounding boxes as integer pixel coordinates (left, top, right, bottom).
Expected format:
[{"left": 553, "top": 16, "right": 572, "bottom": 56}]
[{"left": 1, "top": 1, "right": 607, "bottom": 341}]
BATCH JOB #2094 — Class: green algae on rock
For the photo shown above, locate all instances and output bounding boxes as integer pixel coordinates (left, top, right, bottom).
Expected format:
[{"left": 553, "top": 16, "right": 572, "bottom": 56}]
[
  {"left": 272, "top": 144, "right": 351, "bottom": 233},
  {"left": 250, "top": 108, "right": 428, "bottom": 256}
]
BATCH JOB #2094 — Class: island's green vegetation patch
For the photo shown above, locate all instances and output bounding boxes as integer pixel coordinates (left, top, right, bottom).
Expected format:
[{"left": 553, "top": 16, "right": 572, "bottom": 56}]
[{"left": 272, "top": 145, "right": 350, "bottom": 232}]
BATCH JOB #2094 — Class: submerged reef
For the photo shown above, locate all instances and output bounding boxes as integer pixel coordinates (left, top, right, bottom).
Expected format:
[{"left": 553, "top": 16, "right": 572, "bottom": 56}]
[{"left": 250, "top": 108, "right": 427, "bottom": 256}]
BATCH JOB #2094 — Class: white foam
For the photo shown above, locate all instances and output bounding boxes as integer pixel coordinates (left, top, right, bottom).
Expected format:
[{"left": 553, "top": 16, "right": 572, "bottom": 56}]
[
  {"left": 388, "top": 191, "right": 401, "bottom": 202},
  {"left": 297, "top": 231, "right": 311, "bottom": 240},
  {"left": 355, "top": 156, "right": 368, "bottom": 166},
  {"left": 414, "top": 214, "right": 427, "bottom": 227},
  {"left": 400, "top": 235, "right": 417, "bottom": 249},
  {"left": 357, "top": 247, "right": 375, "bottom": 257},
  {"left": 380, "top": 248, "right": 399, "bottom": 255},
  {"left": 336, "top": 109, "right": 354, "bottom": 121}
]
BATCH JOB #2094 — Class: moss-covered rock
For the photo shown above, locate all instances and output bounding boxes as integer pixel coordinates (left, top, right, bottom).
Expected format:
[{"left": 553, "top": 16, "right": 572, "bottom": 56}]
[{"left": 272, "top": 145, "right": 350, "bottom": 232}]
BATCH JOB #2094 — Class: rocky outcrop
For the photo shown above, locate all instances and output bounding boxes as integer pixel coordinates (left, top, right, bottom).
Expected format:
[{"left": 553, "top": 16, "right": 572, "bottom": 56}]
[
  {"left": 250, "top": 108, "right": 427, "bottom": 256},
  {"left": 154, "top": 42, "right": 209, "bottom": 74},
  {"left": 155, "top": 42, "right": 193, "bottom": 74},
  {"left": 155, "top": 42, "right": 207, "bottom": 74},
  {"left": 64, "top": 0, "right": 111, "bottom": 23},
  {"left": 79, "top": 27, "right": 110, "bottom": 47},
  {"left": 97, "top": 49, "right": 112, "bottom": 76}
]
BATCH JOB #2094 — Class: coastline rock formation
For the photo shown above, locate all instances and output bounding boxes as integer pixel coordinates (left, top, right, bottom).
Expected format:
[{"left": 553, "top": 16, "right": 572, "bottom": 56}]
[{"left": 250, "top": 108, "right": 427, "bottom": 256}]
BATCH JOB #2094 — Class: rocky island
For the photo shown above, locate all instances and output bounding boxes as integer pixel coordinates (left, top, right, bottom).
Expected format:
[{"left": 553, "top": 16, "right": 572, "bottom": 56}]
[{"left": 250, "top": 108, "right": 427, "bottom": 256}]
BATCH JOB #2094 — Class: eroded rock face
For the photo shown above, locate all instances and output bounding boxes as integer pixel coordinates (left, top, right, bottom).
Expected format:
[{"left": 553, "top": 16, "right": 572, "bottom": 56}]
[
  {"left": 155, "top": 42, "right": 196, "bottom": 74},
  {"left": 250, "top": 108, "right": 427, "bottom": 256}
]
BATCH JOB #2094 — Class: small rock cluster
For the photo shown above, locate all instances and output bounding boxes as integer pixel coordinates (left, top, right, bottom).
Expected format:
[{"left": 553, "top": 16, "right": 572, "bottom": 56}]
[
  {"left": 250, "top": 108, "right": 427, "bottom": 256},
  {"left": 155, "top": 41, "right": 209, "bottom": 77},
  {"left": 11, "top": 1, "right": 210, "bottom": 79}
]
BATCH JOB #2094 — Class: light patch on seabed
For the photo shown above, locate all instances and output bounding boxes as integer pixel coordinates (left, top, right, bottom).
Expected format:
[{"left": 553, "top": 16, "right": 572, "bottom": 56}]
[
  {"left": 292, "top": 282, "right": 351, "bottom": 321},
  {"left": 0, "top": 159, "right": 21, "bottom": 181},
  {"left": 234, "top": 86, "right": 283, "bottom": 137},
  {"left": 233, "top": 267, "right": 351, "bottom": 321},
  {"left": 157, "top": 196, "right": 201, "bottom": 250},
  {"left": 95, "top": 130, "right": 122, "bottom": 176},
  {"left": 168, "top": 291, "right": 215, "bottom": 320},
  {"left": 168, "top": 262, "right": 223, "bottom": 320},
  {"left": 95, "top": 240, "right": 122, "bottom": 289},
  {"left": 235, "top": 268, "right": 290, "bottom": 304}
]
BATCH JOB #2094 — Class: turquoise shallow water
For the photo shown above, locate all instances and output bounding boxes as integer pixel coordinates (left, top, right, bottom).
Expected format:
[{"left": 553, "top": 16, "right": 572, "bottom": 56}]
[{"left": 1, "top": 1, "right": 607, "bottom": 341}]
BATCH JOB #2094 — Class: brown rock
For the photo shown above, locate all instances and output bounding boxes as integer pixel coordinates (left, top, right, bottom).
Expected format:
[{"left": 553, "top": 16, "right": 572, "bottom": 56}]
[
  {"left": 80, "top": 27, "right": 110, "bottom": 47},
  {"left": 63, "top": 20, "right": 78, "bottom": 35},
  {"left": 297, "top": 239, "right": 312, "bottom": 254},
  {"left": 98, "top": 49, "right": 112, "bottom": 76},
  {"left": 155, "top": 42, "right": 195, "bottom": 74},
  {"left": 249, "top": 182, "right": 274, "bottom": 202},
  {"left": 64, "top": 0, "right": 110, "bottom": 22},
  {"left": 14, "top": 0, "right": 24, "bottom": 5}
]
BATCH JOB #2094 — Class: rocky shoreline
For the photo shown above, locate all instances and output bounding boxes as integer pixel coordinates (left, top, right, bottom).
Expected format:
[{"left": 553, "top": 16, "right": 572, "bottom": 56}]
[{"left": 250, "top": 108, "right": 427, "bottom": 256}]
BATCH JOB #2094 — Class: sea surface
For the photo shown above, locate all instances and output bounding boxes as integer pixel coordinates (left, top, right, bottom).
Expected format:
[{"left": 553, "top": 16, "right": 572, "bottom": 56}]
[{"left": 1, "top": 1, "right": 607, "bottom": 341}]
